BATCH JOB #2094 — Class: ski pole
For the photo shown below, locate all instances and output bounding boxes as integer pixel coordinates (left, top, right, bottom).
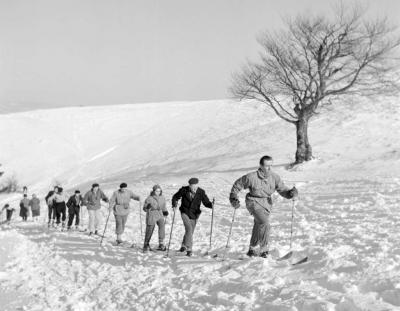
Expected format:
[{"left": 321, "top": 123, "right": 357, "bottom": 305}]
[
  {"left": 209, "top": 198, "right": 215, "bottom": 249},
  {"left": 226, "top": 208, "right": 236, "bottom": 249},
  {"left": 290, "top": 199, "right": 295, "bottom": 249},
  {"left": 165, "top": 207, "right": 177, "bottom": 258},
  {"left": 139, "top": 202, "right": 143, "bottom": 240},
  {"left": 100, "top": 206, "right": 112, "bottom": 246}
]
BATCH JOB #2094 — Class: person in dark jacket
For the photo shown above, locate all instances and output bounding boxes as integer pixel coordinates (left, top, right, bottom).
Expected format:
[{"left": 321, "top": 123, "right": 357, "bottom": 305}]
[
  {"left": 1, "top": 204, "right": 15, "bottom": 224},
  {"left": 66, "top": 190, "right": 83, "bottom": 230},
  {"left": 19, "top": 194, "right": 30, "bottom": 221},
  {"left": 45, "top": 186, "right": 58, "bottom": 227},
  {"left": 172, "top": 178, "right": 213, "bottom": 256}
]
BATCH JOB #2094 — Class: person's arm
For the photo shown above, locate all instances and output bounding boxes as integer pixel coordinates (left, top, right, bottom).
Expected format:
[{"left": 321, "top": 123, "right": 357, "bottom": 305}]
[
  {"left": 229, "top": 175, "right": 250, "bottom": 208},
  {"left": 142, "top": 197, "right": 151, "bottom": 212},
  {"left": 109, "top": 192, "right": 116, "bottom": 210},
  {"left": 100, "top": 190, "right": 109, "bottom": 203},
  {"left": 275, "top": 175, "right": 298, "bottom": 199},
  {"left": 130, "top": 191, "right": 141, "bottom": 201},
  {"left": 66, "top": 196, "right": 72, "bottom": 208},
  {"left": 201, "top": 191, "right": 213, "bottom": 209},
  {"left": 172, "top": 187, "right": 184, "bottom": 208}
]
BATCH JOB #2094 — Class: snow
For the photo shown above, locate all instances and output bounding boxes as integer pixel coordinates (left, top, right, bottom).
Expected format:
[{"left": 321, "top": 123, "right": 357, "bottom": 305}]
[{"left": 0, "top": 98, "right": 400, "bottom": 310}]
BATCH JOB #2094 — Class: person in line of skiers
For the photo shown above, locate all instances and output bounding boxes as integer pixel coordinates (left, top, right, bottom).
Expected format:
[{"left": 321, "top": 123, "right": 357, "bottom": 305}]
[
  {"left": 29, "top": 194, "right": 41, "bottom": 222},
  {"left": 45, "top": 186, "right": 58, "bottom": 227},
  {"left": 229, "top": 155, "right": 298, "bottom": 258},
  {"left": 143, "top": 184, "right": 169, "bottom": 252},
  {"left": 1, "top": 204, "right": 15, "bottom": 224},
  {"left": 83, "top": 183, "right": 109, "bottom": 236},
  {"left": 66, "top": 190, "right": 83, "bottom": 230},
  {"left": 49, "top": 187, "right": 69, "bottom": 228},
  {"left": 19, "top": 194, "right": 30, "bottom": 221},
  {"left": 172, "top": 178, "right": 213, "bottom": 257},
  {"left": 109, "top": 183, "right": 141, "bottom": 244}
]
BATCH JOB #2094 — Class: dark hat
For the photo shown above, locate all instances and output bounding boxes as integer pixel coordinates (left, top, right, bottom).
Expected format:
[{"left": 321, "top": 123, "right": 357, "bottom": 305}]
[
  {"left": 5, "top": 204, "right": 9, "bottom": 207},
  {"left": 188, "top": 178, "right": 199, "bottom": 185},
  {"left": 23, "top": 194, "right": 27, "bottom": 197},
  {"left": 120, "top": 182, "right": 127, "bottom": 189},
  {"left": 152, "top": 184, "right": 162, "bottom": 191},
  {"left": 92, "top": 183, "right": 99, "bottom": 188},
  {"left": 58, "top": 187, "right": 63, "bottom": 192},
  {"left": 75, "top": 190, "right": 80, "bottom": 194}
]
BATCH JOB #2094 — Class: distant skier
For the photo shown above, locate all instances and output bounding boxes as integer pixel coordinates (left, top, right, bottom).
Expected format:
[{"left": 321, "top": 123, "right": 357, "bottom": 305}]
[
  {"left": 229, "top": 155, "right": 298, "bottom": 258},
  {"left": 1, "top": 204, "right": 15, "bottom": 224},
  {"left": 66, "top": 190, "right": 83, "bottom": 230},
  {"left": 29, "top": 194, "right": 41, "bottom": 222},
  {"left": 19, "top": 194, "right": 30, "bottom": 221},
  {"left": 172, "top": 178, "right": 213, "bottom": 257},
  {"left": 83, "top": 183, "right": 109, "bottom": 236},
  {"left": 49, "top": 187, "right": 69, "bottom": 228},
  {"left": 143, "top": 185, "right": 168, "bottom": 252},
  {"left": 45, "top": 186, "right": 58, "bottom": 227},
  {"left": 109, "top": 183, "right": 141, "bottom": 244}
]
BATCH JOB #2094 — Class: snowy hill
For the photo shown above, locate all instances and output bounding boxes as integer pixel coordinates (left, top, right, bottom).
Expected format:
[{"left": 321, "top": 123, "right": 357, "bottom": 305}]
[{"left": 0, "top": 99, "right": 400, "bottom": 310}]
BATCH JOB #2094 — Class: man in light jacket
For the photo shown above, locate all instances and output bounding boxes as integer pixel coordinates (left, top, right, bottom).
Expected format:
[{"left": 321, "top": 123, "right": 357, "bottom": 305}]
[
  {"left": 109, "top": 183, "right": 141, "bottom": 244},
  {"left": 83, "top": 183, "right": 109, "bottom": 236},
  {"left": 230, "top": 155, "right": 298, "bottom": 258}
]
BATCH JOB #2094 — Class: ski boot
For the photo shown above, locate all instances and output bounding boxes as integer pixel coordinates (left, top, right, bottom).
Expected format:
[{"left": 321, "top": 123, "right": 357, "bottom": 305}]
[
  {"left": 186, "top": 251, "right": 193, "bottom": 257},
  {"left": 157, "top": 244, "right": 167, "bottom": 251},
  {"left": 247, "top": 249, "right": 257, "bottom": 257},
  {"left": 179, "top": 246, "right": 187, "bottom": 252},
  {"left": 260, "top": 251, "right": 269, "bottom": 258}
]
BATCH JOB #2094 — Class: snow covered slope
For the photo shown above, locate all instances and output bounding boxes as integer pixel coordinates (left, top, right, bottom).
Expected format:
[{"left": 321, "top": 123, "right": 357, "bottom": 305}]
[{"left": 0, "top": 98, "right": 400, "bottom": 310}]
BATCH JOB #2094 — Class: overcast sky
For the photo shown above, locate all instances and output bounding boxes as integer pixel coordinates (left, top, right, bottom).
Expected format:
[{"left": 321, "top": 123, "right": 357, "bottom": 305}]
[{"left": 0, "top": 0, "right": 399, "bottom": 111}]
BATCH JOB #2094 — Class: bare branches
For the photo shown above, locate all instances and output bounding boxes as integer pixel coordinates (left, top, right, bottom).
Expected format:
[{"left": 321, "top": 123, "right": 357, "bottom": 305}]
[{"left": 230, "top": 3, "right": 400, "bottom": 123}]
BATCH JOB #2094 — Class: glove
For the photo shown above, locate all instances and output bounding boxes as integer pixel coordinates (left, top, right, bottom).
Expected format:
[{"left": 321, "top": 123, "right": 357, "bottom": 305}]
[
  {"left": 172, "top": 203, "right": 177, "bottom": 209},
  {"left": 229, "top": 193, "right": 240, "bottom": 209},
  {"left": 289, "top": 187, "right": 298, "bottom": 199},
  {"left": 163, "top": 211, "right": 169, "bottom": 217}
]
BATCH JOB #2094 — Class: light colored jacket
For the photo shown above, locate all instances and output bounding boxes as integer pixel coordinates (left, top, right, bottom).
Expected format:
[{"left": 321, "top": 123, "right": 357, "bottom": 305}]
[
  {"left": 83, "top": 189, "right": 109, "bottom": 210},
  {"left": 143, "top": 194, "right": 167, "bottom": 226},
  {"left": 48, "top": 192, "right": 68, "bottom": 204},
  {"left": 230, "top": 168, "right": 292, "bottom": 214},
  {"left": 29, "top": 198, "right": 41, "bottom": 210},
  {"left": 109, "top": 189, "right": 140, "bottom": 216}
]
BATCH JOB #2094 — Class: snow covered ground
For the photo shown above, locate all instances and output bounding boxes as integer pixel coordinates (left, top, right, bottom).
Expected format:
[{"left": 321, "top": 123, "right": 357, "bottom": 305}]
[{"left": 0, "top": 98, "right": 400, "bottom": 310}]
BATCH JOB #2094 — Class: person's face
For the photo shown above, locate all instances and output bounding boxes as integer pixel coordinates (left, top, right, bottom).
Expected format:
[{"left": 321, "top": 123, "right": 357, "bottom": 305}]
[
  {"left": 189, "top": 184, "right": 198, "bottom": 192},
  {"left": 261, "top": 159, "right": 274, "bottom": 171},
  {"left": 93, "top": 186, "right": 99, "bottom": 192},
  {"left": 75, "top": 193, "right": 80, "bottom": 197},
  {"left": 154, "top": 189, "right": 161, "bottom": 196},
  {"left": 32, "top": 194, "right": 36, "bottom": 198},
  {"left": 120, "top": 187, "right": 126, "bottom": 192}
]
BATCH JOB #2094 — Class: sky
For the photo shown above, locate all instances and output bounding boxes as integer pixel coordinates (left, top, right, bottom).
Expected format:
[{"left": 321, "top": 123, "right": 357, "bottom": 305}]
[{"left": 0, "top": 0, "right": 399, "bottom": 112}]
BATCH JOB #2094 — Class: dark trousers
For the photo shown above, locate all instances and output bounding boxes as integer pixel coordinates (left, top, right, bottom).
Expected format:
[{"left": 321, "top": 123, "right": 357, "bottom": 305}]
[
  {"left": 55, "top": 202, "right": 67, "bottom": 225},
  {"left": 67, "top": 206, "right": 80, "bottom": 227},
  {"left": 6, "top": 210, "right": 13, "bottom": 221},
  {"left": 144, "top": 218, "right": 165, "bottom": 246},
  {"left": 250, "top": 207, "right": 271, "bottom": 252},
  {"left": 181, "top": 213, "right": 197, "bottom": 251}
]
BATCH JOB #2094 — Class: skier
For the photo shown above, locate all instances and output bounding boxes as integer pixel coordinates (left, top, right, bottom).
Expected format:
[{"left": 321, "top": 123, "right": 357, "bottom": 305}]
[
  {"left": 109, "top": 183, "right": 141, "bottom": 244},
  {"left": 83, "top": 183, "right": 109, "bottom": 236},
  {"left": 45, "top": 186, "right": 58, "bottom": 227},
  {"left": 19, "top": 194, "right": 30, "bottom": 221},
  {"left": 143, "top": 185, "right": 169, "bottom": 252},
  {"left": 29, "top": 194, "right": 41, "bottom": 222},
  {"left": 66, "top": 190, "right": 83, "bottom": 230},
  {"left": 229, "top": 155, "right": 298, "bottom": 258},
  {"left": 1, "top": 204, "right": 15, "bottom": 224},
  {"left": 49, "top": 187, "right": 69, "bottom": 228},
  {"left": 172, "top": 178, "right": 213, "bottom": 256}
]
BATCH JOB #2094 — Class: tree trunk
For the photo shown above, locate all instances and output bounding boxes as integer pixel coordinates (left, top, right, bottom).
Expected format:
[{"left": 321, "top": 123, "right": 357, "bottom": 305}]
[{"left": 295, "top": 116, "right": 312, "bottom": 163}]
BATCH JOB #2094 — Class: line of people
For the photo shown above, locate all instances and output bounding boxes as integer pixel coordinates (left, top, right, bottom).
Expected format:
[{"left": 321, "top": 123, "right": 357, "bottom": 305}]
[{"left": 1, "top": 155, "right": 299, "bottom": 258}]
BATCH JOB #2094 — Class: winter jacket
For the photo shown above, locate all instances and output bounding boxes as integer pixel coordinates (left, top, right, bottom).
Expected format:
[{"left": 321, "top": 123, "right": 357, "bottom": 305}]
[
  {"left": 45, "top": 191, "right": 55, "bottom": 206},
  {"left": 230, "top": 168, "right": 294, "bottom": 214},
  {"left": 109, "top": 189, "right": 140, "bottom": 216},
  {"left": 83, "top": 189, "right": 109, "bottom": 211},
  {"left": 29, "top": 198, "right": 41, "bottom": 211},
  {"left": 48, "top": 192, "right": 68, "bottom": 204},
  {"left": 172, "top": 186, "right": 212, "bottom": 219},
  {"left": 19, "top": 198, "right": 30, "bottom": 217},
  {"left": 143, "top": 194, "right": 167, "bottom": 226},
  {"left": 67, "top": 195, "right": 83, "bottom": 211}
]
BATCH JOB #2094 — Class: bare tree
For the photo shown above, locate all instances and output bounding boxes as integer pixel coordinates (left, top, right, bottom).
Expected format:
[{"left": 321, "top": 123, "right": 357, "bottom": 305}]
[{"left": 231, "top": 3, "right": 400, "bottom": 164}]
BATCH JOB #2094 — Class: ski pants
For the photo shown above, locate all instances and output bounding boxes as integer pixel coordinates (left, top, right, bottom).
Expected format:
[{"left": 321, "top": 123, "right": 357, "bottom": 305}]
[
  {"left": 67, "top": 206, "right": 80, "bottom": 227},
  {"left": 144, "top": 217, "right": 165, "bottom": 246},
  {"left": 250, "top": 206, "right": 271, "bottom": 252},
  {"left": 55, "top": 202, "right": 67, "bottom": 225},
  {"left": 48, "top": 205, "right": 56, "bottom": 223},
  {"left": 114, "top": 214, "right": 128, "bottom": 235},
  {"left": 181, "top": 213, "right": 197, "bottom": 251},
  {"left": 88, "top": 209, "right": 102, "bottom": 233},
  {"left": 6, "top": 210, "right": 13, "bottom": 221}
]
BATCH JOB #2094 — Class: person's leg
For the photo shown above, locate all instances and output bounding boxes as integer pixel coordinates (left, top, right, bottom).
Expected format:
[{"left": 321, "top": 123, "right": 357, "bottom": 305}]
[
  {"left": 67, "top": 208, "right": 74, "bottom": 228},
  {"left": 55, "top": 203, "right": 61, "bottom": 225},
  {"left": 115, "top": 215, "right": 122, "bottom": 241},
  {"left": 251, "top": 207, "right": 270, "bottom": 253},
  {"left": 144, "top": 224, "right": 155, "bottom": 247},
  {"left": 188, "top": 218, "right": 197, "bottom": 252},
  {"left": 181, "top": 213, "right": 196, "bottom": 251},
  {"left": 249, "top": 219, "right": 260, "bottom": 250},
  {"left": 6, "top": 210, "right": 12, "bottom": 222},
  {"left": 88, "top": 210, "right": 95, "bottom": 233},
  {"left": 75, "top": 207, "right": 80, "bottom": 227},
  {"left": 61, "top": 204, "right": 67, "bottom": 228},
  {"left": 157, "top": 217, "right": 166, "bottom": 246},
  {"left": 48, "top": 206, "right": 52, "bottom": 224},
  {"left": 94, "top": 209, "right": 102, "bottom": 233}
]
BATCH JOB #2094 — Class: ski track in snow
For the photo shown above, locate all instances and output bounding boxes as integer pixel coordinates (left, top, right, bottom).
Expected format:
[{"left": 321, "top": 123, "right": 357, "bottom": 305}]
[{"left": 0, "top": 99, "right": 400, "bottom": 310}]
